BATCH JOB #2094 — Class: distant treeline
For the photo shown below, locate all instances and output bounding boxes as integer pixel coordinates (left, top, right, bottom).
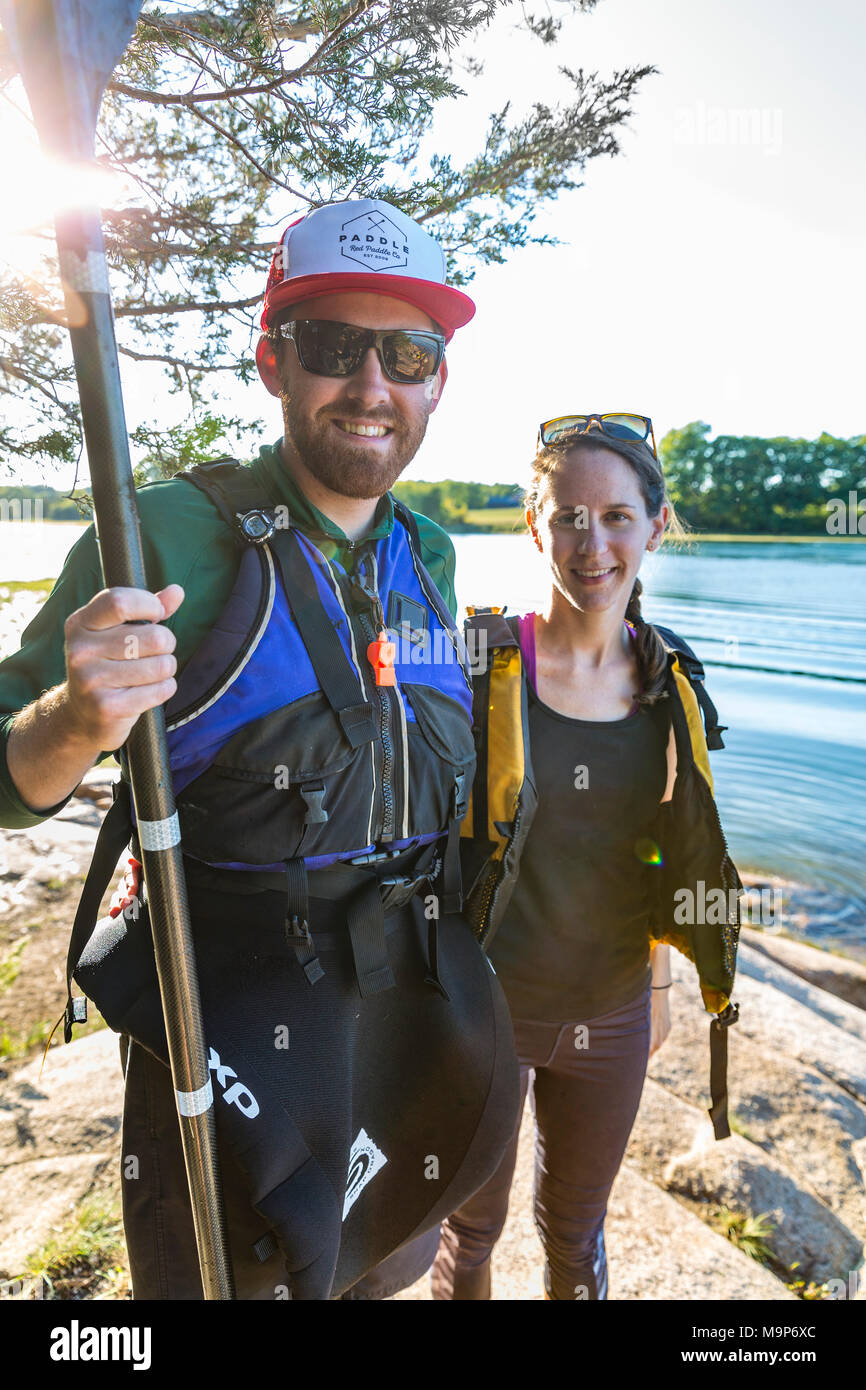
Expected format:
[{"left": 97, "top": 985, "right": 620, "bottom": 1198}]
[
  {"left": 0, "top": 484, "right": 88, "bottom": 521},
  {"left": 390, "top": 479, "right": 524, "bottom": 531},
  {"left": 660, "top": 423, "right": 866, "bottom": 534}
]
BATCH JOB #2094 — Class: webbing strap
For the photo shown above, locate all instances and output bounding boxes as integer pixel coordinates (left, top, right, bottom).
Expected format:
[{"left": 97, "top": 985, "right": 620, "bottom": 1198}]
[
  {"left": 469, "top": 657, "right": 492, "bottom": 846},
  {"left": 346, "top": 879, "right": 395, "bottom": 997},
  {"left": 708, "top": 1004, "right": 739, "bottom": 1140},
  {"left": 179, "top": 460, "right": 277, "bottom": 540},
  {"left": 392, "top": 498, "right": 466, "bottom": 651},
  {"left": 654, "top": 623, "right": 727, "bottom": 750},
  {"left": 424, "top": 916, "right": 450, "bottom": 1001},
  {"left": 64, "top": 781, "right": 133, "bottom": 1041},
  {"left": 270, "top": 528, "right": 376, "bottom": 750},
  {"left": 253, "top": 1231, "right": 279, "bottom": 1265},
  {"left": 285, "top": 857, "right": 323, "bottom": 984},
  {"left": 693, "top": 681, "right": 728, "bottom": 751},
  {"left": 439, "top": 815, "right": 463, "bottom": 916}
]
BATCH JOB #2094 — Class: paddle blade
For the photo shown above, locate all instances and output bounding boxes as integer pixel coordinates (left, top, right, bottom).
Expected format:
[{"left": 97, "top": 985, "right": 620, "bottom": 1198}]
[{"left": 0, "top": 0, "right": 142, "bottom": 157}]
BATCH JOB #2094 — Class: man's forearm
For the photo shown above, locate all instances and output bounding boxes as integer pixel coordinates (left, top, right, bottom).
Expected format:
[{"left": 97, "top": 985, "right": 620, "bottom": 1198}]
[{"left": 6, "top": 685, "right": 105, "bottom": 816}]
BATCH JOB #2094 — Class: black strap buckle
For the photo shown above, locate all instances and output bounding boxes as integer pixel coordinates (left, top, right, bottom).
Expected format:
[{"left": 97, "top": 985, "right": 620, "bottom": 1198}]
[
  {"left": 63, "top": 995, "right": 88, "bottom": 1044},
  {"left": 451, "top": 772, "right": 467, "bottom": 820},
  {"left": 284, "top": 913, "right": 324, "bottom": 984},
  {"left": 713, "top": 1001, "right": 739, "bottom": 1029},
  {"left": 285, "top": 912, "right": 312, "bottom": 945},
  {"left": 347, "top": 846, "right": 406, "bottom": 866},
  {"left": 377, "top": 847, "right": 442, "bottom": 914},
  {"left": 378, "top": 875, "right": 413, "bottom": 914},
  {"left": 299, "top": 783, "right": 328, "bottom": 825}
]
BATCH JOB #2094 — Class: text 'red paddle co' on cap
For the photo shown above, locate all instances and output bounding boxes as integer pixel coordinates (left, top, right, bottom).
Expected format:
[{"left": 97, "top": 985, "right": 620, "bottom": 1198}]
[{"left": 261, "top": 198, "right": 476, "bottom": 342}]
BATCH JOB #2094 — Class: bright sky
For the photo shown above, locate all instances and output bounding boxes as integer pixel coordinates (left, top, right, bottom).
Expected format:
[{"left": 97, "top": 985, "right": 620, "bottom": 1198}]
[{"left": 2, "top": 0, "right": 864, "bottom": 490}]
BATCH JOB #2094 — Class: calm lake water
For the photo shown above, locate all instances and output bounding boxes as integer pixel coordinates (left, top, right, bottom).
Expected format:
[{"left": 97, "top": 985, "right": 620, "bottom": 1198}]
[{"left": 2, "top": 522, "right": 864, "bottom": 950}]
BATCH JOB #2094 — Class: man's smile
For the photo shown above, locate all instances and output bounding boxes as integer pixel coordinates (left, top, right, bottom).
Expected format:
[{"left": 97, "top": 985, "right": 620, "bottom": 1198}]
[{"left": 332, "top": 419, "right": 394, "bottom": 439}]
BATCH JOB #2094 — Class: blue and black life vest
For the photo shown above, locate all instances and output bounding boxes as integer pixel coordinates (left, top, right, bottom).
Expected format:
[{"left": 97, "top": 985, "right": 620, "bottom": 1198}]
[
  {"left": 62, "top": 460, "right": 521, "bottom": 1300},
  {"left": 65, "top": 457, "right": 479, "bottom": 1006}
]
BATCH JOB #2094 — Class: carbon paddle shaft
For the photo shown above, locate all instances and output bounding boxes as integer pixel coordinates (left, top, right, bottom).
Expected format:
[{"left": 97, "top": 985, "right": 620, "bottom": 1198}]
[
  {"left": 0, "top": 0, "right": 235, "bottom": 1298},
  {"left": 57, "top": 207, "right": 235, "bottom": 1302}
]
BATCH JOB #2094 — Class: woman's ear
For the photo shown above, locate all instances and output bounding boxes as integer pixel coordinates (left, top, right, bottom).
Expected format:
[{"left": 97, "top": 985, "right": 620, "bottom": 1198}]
[
  {"left": 256, "top": 334, "right": 282, "bottom": 398},
  {"left": 648, "top": 501, "right": 669, "bottom": 550}
]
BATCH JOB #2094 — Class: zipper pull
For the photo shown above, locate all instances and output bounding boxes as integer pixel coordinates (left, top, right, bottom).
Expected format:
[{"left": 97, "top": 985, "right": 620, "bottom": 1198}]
[
  {"left": 353, "top": 549, "right": 386, "bottom": 629},
  {"left": 367, "top": 629, "right": 397, "bottom": 685}
]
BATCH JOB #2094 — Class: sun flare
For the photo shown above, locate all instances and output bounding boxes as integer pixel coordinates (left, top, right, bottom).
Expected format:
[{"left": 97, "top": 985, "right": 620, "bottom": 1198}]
[{"left": 0, "top": 103, "right": 133, "bottom": 283}]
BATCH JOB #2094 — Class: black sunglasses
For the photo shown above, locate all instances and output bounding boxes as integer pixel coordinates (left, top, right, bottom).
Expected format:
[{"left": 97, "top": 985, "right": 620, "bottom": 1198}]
[{"left": 274, "top": 318, "right": 446, "bottom": 384}]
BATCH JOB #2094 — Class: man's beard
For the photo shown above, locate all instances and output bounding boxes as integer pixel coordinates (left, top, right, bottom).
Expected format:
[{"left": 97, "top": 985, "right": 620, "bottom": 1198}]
[{"left": 280, "top": 383, "right": 430, "bottom": 500}]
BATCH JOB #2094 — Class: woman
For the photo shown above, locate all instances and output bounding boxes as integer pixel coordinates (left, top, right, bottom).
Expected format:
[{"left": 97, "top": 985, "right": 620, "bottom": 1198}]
[{"left": 432, "top": 412, "right": 741, "bottom": 1301}]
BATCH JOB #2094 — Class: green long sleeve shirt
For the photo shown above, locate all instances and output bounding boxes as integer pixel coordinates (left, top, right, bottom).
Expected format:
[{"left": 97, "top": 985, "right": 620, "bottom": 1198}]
[{"left": 0, "top": 439, "right": 457, "bottom": 829}]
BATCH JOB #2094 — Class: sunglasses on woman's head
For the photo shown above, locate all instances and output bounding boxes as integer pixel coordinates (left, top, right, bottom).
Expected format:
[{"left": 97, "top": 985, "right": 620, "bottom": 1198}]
[
  {"left": 274, "top": 318, "right": 446, "bottom": 384},
  {"left": 538, "top": 413, "right": 658, "bottom": 458}
]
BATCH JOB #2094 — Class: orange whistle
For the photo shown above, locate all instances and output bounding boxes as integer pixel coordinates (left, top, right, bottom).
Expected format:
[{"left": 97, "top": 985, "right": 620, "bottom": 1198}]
[{"left": 367, "top": 629, "right": 397, "bottom": 685}]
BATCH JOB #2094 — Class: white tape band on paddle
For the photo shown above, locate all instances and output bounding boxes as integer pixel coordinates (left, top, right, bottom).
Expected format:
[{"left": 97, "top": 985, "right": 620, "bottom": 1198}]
[
  {"left": 176, "top": 1079, "right": 214, "bottom": 1117},
  {"left": 59, "top": 248, "right": 111, "bottom": 295},
  {"left": 137, "top": 812, "right": 181, "bottom": 851}
]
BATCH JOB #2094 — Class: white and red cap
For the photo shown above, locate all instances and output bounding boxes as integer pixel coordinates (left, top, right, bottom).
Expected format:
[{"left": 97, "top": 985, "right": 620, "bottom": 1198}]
[{"left": 261, "top": 198, "right": 475, "bottom": 342}]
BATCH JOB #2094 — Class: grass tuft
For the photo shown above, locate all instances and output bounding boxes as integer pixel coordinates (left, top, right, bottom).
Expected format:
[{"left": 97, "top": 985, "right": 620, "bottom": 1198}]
[
  {"left": 0, "top": 937, "right": 29, "bottom": 992},
  {"left": 24, "top": 1191, "right": 130, "bottom": 1300},
  {"left": 710, "top": 1206, "right": 776, "bottom": 1264},
  {"left": 727, "top": 1110, "right": 759, "bottom": 1145},
  {"left": 0, "top": 1018, "right": 54, "bottom": 1060}
]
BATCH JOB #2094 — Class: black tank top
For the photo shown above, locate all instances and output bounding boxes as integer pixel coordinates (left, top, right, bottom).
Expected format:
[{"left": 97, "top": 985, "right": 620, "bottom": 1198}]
[{"left": 488, "top": 648, "right": 669, "bottom": 1023}]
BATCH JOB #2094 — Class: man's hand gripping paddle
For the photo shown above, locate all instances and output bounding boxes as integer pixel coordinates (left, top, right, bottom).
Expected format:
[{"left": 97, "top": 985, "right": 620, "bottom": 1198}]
[{"left": 0, "top": 0, "right": 234, "bottom": 1298}]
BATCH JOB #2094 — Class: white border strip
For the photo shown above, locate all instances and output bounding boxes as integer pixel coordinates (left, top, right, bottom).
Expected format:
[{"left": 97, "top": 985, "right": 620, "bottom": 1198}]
[
  {"left": 177, "top": 1078, "right": 214, "bottom": 1117},
  {"left": 138, "top": 812, "right": 181, "bottom": 851},
  {"left": 59, "top": 249, "right": 111, "bottom": 295}
]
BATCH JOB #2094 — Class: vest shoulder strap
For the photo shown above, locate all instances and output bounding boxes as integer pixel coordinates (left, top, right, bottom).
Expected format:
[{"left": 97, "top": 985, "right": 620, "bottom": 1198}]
[
  {"left": 177, "top": 457, "right": 275, "bottom": 539},
  {"left": 464, "top": 607, "right": 519, "bottom": 654},
  {"left": 390, "top": 496, "right": 422, "bottom": 551},
  {"left": 653, "top": 622, "right": 728, "bottom": 750}
]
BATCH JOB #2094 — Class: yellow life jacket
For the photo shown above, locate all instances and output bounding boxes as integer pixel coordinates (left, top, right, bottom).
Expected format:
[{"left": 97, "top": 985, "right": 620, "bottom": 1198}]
[{"left": 458, "top": 608, "right": 742, "bottom": 1140}]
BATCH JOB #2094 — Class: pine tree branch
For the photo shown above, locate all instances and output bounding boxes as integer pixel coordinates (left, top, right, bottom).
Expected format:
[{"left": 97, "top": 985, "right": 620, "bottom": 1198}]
[
  {"left": 186, "top": 103, "right": 314, "bottom": 201},
  {"left": 0, "top": 352, "right": 78, "bottom": 414},
  {"left": 116, "top": 345, "right": 227, "bottom": 371},
  {"left": 109, "top": 1, "right": 380, "bottom": 107},
  {"left": 140, "top": 5, "right": 345, "bottom": 44},
  {"left": 113, "top": 293, "right": 262, "bottom": 318}
]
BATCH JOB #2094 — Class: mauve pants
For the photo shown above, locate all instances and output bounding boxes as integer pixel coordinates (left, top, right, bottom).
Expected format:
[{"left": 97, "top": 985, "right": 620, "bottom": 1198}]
[{"left": 431, "top": 984, "right": 652, "bottom": 1301}]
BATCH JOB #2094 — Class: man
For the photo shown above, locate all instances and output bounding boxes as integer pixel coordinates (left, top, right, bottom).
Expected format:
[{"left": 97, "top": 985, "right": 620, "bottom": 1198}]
[{"left": 0, "top": 199, "right": 519, "bottom": 1299}]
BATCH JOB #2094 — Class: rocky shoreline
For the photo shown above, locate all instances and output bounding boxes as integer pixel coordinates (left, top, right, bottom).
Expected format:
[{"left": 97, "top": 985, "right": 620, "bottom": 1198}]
[{"left": 1, "top": 769, "right": 864, "bottom": 1300}]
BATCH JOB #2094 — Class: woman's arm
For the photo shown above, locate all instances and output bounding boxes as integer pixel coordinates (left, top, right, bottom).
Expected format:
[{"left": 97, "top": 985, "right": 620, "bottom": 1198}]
[{"left": 649, "top": 942, "right": 672, "bottom": 1057}]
